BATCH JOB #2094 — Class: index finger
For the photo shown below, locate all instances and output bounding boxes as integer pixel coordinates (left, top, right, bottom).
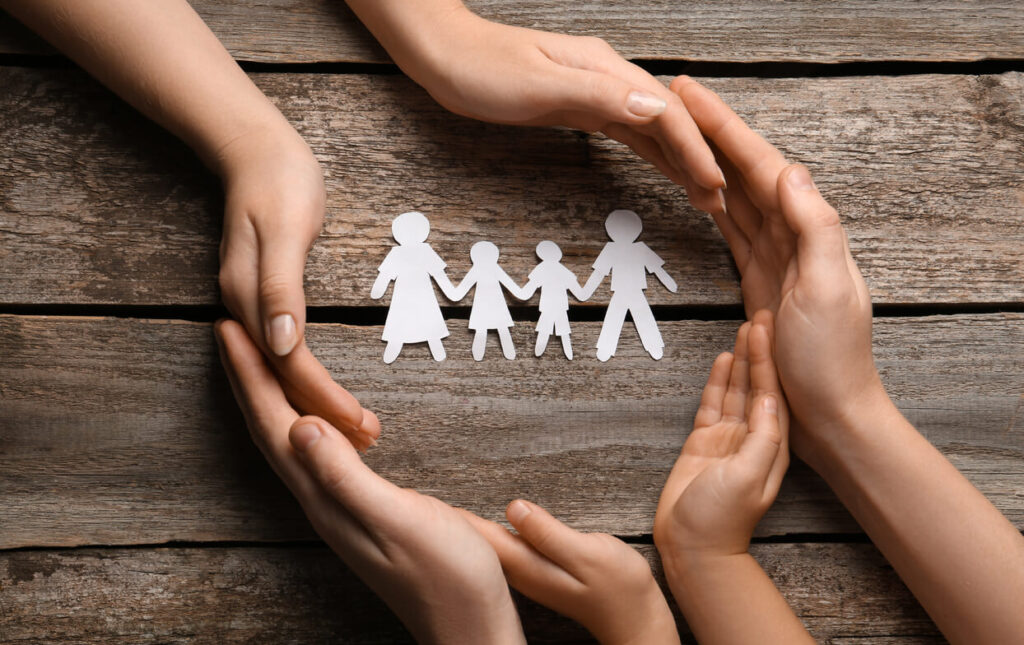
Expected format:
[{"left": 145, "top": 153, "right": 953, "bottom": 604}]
[{"left": 671, "top": 76, "right": 789, "bottom": 212}]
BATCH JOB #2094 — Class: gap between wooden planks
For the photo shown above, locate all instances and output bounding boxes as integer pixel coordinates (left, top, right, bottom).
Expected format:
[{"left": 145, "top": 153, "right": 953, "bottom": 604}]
[{"left": 1, "top": 313, "right": 1021, "bottom": 549}]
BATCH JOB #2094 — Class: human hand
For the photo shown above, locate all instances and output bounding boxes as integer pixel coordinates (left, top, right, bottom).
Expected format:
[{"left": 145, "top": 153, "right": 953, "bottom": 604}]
[
  {"left": 214, "top": 126, "right": 380, "bottom": 451},
  {"left": 671, "top": 77, "right": 882, "bottom": 449},
  {"left": 215, "top": 318, "right": 525, "bottom": 644},
  {"left": 465, "top": 500, "right": 679, "bottom": 645},
  {"left": 654, "top": 311, "right": 789, "bottom": 564},
  {"left": 361, "top": 2, "right": 725, "bottom": 213}
]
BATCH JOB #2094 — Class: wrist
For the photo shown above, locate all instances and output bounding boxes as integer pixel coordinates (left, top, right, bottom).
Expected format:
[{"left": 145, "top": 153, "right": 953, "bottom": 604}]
[
  {"left": 794, "top": 384, "right": 902, "bottom": 474},
  {"left": 207, "top": 120, "right": 315, "bottom": 180},
  {"left": 596, "top": 582, "right": 679, "bottom": 645}
]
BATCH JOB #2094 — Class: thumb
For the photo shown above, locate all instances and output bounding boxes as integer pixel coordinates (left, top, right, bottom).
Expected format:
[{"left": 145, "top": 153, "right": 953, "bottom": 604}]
[
  {"left": 777, "top": 164, "right": 851, "bottom": 278},
  {"left": 735, "top": 395, "right": 783, "bottom": 485},
  {"left": 505, "top": 499, "right": 581, "bottom": 566},
  {"left": 259, "top": 232, "right": 309, "bottom": 357},
  {"left": 288, "top": 416, "right": 397, "bottom": 520},
  {"left": 547, "top": 66, "right": 668, "bottom": 126}
]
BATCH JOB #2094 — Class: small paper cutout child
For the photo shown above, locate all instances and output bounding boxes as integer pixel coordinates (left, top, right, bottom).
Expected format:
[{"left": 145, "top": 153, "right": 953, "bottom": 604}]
[
  {"left": 451, "top": 241, "right": 528, "bottom": 361},
  {"left": 521, "top": 241, "right": 585, "bottom": 360},
  {"left": 580, "top": 209, "right": 677, "bottom": 361},
  {"left": 371, "top": 211, "right": 460, "bottom": 364}
]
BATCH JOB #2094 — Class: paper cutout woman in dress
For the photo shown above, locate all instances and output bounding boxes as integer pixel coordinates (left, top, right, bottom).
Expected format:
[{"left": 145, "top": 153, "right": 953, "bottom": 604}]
[
  {"left": 451, "top": 241, "right": 528, "bottom": 361},
  {"left": 521, "top": 241, "right": 585, "bottom": 360},
  {"left": 580, "top": 209, "right": 677, "bottom": 361},
  {"left": 371, "top": 211, "right": 459, "bottom": 364}
]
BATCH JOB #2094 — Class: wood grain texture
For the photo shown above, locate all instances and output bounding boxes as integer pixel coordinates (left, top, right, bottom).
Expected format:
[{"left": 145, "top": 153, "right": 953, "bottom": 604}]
[
  {"left": 1, "top": 69, "right": 1022, "bottom": 307},
  {"left": 0, "top": 543, "right": 938, "bottom": 644},
  {"left": 2, "top": 313, "right": 1021, "bottom": 549},
  {"left": 2, "top": 1, "right": 1022, "bottom": 63}
]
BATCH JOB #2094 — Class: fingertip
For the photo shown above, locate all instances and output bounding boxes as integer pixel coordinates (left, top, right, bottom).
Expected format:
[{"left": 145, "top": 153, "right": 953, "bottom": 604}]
[
  {"left": 359, "top": 408, "right": 382, "bottom": 440},
  {"left": 506, "top": 499, "right": 533, "bottom": 526},
  {"left": 289, "top": 415, "right": 326, "bottom": 454}
]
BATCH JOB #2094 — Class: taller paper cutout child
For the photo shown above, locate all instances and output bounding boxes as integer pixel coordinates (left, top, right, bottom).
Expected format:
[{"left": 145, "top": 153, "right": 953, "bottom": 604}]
[
  {"left": 451, "top": 241, "right": 528, "bottom": 361},
  {"left": 371, "top": 211, "right": 459, "bottom": 364},
  {"left": 521, "top": 241, "right": 586, "bottom": 360},
  {"left": 581, "top": 210, "right": 677, "bottom": 361}
]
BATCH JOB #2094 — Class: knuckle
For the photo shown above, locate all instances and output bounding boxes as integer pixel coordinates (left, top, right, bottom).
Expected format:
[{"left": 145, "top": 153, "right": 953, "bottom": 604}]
[{"left": 258, "top": 272, "right": 294, "bottom": 303}]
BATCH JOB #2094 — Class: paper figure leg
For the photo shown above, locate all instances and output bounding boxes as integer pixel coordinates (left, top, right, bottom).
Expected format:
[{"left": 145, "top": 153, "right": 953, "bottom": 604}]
[
  {"left": 596, "top": 293, "right": 629, "bottom": 361},
  {"left": 472, "top": 330, "right": 487, "bottom": 361},
  {"left": 561, "top": 334, "right": 573, "bottom": 360},
  {"left": 383, "top": 341, "right": 403, "bottom": 364},
  {"left": 629, "top": 298, "right": 664, "bottom": 360},
  {"left": 498, "top": 327, "right": 516, "bottom": 360},
  {"left": 428, "top": 338, "right": 446, "bottom": 362},
  {"left": 535, "top": 332, "right": 550, "bottom": 357}
]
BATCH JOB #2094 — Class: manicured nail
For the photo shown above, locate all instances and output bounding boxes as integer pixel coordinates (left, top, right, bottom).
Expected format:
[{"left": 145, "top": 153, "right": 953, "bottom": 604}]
[
  {"left": 763, "top": 396, "right": 778, "bottom": 416},
  {"left": 718, "top": 167, "right": 728, "bottom": 190},
  {"left": 787, "top": 165, "right": 815, "bottom": 191},
  {"left": 507, "top": 499, "right": 532, "bottom": 524},
  {"left": 291, "top": 423, "right": 322, "bottom": 452},
  {"left": 268, "top": 314, "right": 297, "bottom": 356},
  {"left": 626, "top": 91, "right": 667, "bottom": 117},
  {"left": 717, "top": 188, "right": 728, "bottom": 215}
]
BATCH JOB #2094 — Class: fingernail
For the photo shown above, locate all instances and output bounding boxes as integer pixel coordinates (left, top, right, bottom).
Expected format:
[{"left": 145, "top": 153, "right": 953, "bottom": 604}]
[
  {"left": 787, "top": 165, "right": 815, "bottom": 191},
  {"left": 763, "top": 396, "right": 778, "bottom": 416},
  {"left": 291, "top": 423, "right": 322, "bottom": 452},
  {"left": 507, "top": 499, "right": 532, "bottom": 524},
  {"left": 718, "top": 167, "right": 728, "bottom": 190},
  {"left": 717, "top": 188, "right": 728, "bottom": 215},
  {"left": 626, "top": 91, "right": 667, "bottom": 117},
  {"left": 268, "top": 314, "right": 297, "bottom": 356}
]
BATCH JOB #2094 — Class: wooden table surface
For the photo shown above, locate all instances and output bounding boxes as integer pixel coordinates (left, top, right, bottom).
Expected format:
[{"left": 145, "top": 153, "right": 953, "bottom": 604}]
[{"left": 1, "top": 2, "right": 1022, "bottom": 643}]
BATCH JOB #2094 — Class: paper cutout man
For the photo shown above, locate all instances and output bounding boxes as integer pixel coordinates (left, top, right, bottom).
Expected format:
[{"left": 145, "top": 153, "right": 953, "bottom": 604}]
[
  {"left": 371, "top": 211, "right": 460, "bottom": 364},
  {"left": 521, "top": 241, "right": 585, "bottom": 359},
  {"left": 451, "top": 241, "right": 527, "bottom": 361},
  {"left": 580, "top": 209, "right": 677, "bottom": 361}
]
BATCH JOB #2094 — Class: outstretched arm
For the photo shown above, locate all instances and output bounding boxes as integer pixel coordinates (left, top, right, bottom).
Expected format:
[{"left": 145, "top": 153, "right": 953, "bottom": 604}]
[
  {"left": 652, "top": 267, "right": 677, "bottom": 293},
  {"left": 674, "top": 77, "right": 1024, "bottom": 644},
  {"left": 579, "top": 269, "right": 606, "bottom": 302},
  {"left": 446, "top": 269, "right": 474, "bottom": 303},
  {"left": 369, "top": 273, "right": 393, "bottom": 300},
  {"left": 343, "top": 0, "right": 727, "bottom": 215},
  {"left": 2, "top": 0, "right": 380, "bottom": 445},
  {"left": 499, "top": 269, "right": 530, "bottom": 301}
]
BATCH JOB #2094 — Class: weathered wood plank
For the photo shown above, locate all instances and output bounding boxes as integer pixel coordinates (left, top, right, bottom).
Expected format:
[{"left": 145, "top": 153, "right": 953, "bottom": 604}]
[
  {"left": 1, "top": 69, "right": 1022, "bottom": 307},
  {"left": 2, "top": 1, "right": 1022, "bottom": 63},
  {"left": 1, "top": 313, "right": 1021, "bottom": 548},
  {"left": 0, "top": 543, "right": 939, "bottom": 643}
]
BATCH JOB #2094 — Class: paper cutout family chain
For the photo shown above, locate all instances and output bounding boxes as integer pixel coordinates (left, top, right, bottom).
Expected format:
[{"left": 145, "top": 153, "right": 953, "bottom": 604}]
[{"left": 370, "top": 210, "right": 678, "bottom": 363}]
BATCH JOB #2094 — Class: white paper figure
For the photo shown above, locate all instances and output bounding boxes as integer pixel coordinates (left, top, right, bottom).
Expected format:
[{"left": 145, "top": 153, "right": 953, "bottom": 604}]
[
  {"left": 521, "top": 241, "right": 585, "bottom": 360},
  {"left": 371, "top": 211, "right": 460, "bottom": 364},
  {"left": 450, "top": 241, "right": 528, "bottom": 361},
  {"left": 580, "top": 209, "right": 677, "bottom": 361}
]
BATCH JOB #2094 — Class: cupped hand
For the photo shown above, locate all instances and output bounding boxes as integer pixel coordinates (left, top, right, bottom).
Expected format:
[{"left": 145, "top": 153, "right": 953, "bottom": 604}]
[
  {"left": 215, "top": 318, "right": 525, "bottom": 645},
  {"left": 396, "top": 8, "right": 725, "bottom": 213},
  {"left": 671, "top": 77, "right": 882, "bottom": 448},
  {"left": 654, "top": 312, "right": 788, "bottom": 561},
  {"left": 214, "top": 127, "right": 380, "bottom": 450},
  {"left": 464, "top": 500, "right": 679, "bottom": 645}
]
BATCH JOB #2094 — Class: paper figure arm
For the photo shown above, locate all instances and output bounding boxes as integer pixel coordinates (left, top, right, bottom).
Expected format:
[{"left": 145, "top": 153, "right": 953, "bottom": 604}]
[
  {"left": 568, "top": 275, "right": 586, "bottom": 302},
  {"left": 370, "top": 272, "right": 393, "bottom": 299},
  {"left": 499, "top": 269, "right": 530, "bottom": 301},
  {"left": 653, "top": 266, "right": 678, "bottom": 293},
  {"left": 520, "top": 278, "right": 539, "bottom": 300},
  {"left": 579, "top": 269, "right": 606, "bottom": 301}
]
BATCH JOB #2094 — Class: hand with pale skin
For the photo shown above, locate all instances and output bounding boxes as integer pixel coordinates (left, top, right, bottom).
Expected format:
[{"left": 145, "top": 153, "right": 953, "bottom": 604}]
[
  {"left": 654, "top": 312, "right": 814, "bottom": 644},
  {"left": 464, "top": 500, "right": 680, "bottom": 645},
  {"left": 1, "top": 0, "right": 381, "bottom": 450},
  {"left": 215, "top": 318, "right": 525, "bottom": 645},
  {"left": 674, "top": 77, "right": 1024, "bottom": 643},
  {"left": 345, "top": 0, "right": 727, "bottom": 214}
]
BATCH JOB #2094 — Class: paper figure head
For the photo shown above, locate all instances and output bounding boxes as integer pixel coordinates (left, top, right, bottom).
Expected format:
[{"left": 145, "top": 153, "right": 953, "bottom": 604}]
[
  {"left": 605, "top": 209, "right": 642, "bottom": 243},
  {"left": 535, "top": 240, "right": 562, "bottom": 262},
  {"left": 392, "top": 211, "right": 430, "bottom": 245},
  {"left": 470, "top": 240, "right": 500, "bottom": 264}
]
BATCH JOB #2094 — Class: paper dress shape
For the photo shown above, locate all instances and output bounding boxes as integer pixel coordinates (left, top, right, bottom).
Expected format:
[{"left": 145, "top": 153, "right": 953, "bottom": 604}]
[
  {"left": 450, "top": 241, "right": 528, "bottom": 361},
  {"left": 521, "top": 241, "right": 585, "bottom": 360},
  {"left": 581, "top": 210, "right": 677, "bottom": 361},
  {"left": 371, "top": 211, "right": 460, "bottom": 364}
]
